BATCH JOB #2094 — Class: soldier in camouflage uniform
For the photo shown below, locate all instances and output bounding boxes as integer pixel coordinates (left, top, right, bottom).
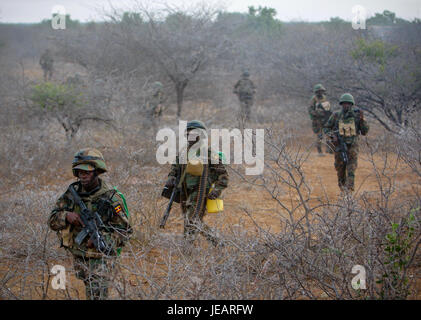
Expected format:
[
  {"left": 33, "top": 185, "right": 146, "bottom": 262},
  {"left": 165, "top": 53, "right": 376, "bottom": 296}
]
[
  {"left": 48, "top": 148, "right": 132, "bottom": 300},
  {"left": 164, "top": 120, "right": 228, "bottom": 246},
  {"left": 233, "top": 71, "right": 256, "bottom": 122},
  {"left": 308, "top": 84, "right": 334, "bottom": 155},
  {"left": 324, "top": 93, "right": 369, "bottom": 192},
  {"left": 39, "top": 49, "right": 54, "bottom": 81},
  {"left": 146, "top": 81, "right": 166, "bottom": 129}
]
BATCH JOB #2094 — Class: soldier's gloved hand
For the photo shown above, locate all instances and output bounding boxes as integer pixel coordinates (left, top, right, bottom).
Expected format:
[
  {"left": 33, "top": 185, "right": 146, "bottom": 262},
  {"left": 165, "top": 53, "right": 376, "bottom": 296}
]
[
  {"left": 207, "top": 189, "right": 220, "bottom": 200},
  {"left": 165, "top": 177, "right": 176, "bottom": 188},
  {"left": 65, "top": 211, "right": 84, "bottom": 227}
]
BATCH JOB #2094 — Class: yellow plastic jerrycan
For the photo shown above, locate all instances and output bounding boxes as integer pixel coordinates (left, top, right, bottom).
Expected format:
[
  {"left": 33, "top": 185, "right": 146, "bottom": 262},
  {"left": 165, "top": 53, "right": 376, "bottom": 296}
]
[{"left": 206, "top": 186, "right": 224, "bottom": 213}]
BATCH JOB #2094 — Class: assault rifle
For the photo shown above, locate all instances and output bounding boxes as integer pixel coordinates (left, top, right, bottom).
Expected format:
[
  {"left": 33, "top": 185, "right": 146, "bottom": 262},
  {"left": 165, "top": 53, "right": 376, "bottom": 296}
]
[
  {"left": 160, "top": 166, "right": 181, "bottom": 229},
  {"left": 69, "top": 185, "right": 114, "bottom": 255},
  {"left": 334, "top": 130, "right": 349, "bottom": 164}
]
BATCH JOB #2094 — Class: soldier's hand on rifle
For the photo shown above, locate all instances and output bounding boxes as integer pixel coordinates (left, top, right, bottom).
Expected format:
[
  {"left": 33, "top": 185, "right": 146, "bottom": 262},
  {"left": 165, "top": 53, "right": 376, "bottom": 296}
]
[
  {"left": 87, "top": 238, "right": 94, "bottom": 249},
  {"left": 207, "top": 189, "right": 220, "bottom": 200},
  {"left": 165, "top": 176, "right": 176, "bottom": 188},
  {"left": 331, "top": 134, "right": 338, "bottom": 144},
  {"left": 65, "top": 211, "right": 84, "bottom": 227}
]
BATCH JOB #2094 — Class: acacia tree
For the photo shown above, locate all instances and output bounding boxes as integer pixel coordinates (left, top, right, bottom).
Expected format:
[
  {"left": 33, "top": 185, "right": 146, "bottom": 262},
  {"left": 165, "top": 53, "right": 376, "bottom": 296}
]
[
  {"left": 29, "top": 82, "right": 113, "bottom": 140},
  {"left": 109, "top": 2, "right": 227, "bottom": 117},
  {"left": 340, "top": 25, "right": 421, "bottom": 133}
]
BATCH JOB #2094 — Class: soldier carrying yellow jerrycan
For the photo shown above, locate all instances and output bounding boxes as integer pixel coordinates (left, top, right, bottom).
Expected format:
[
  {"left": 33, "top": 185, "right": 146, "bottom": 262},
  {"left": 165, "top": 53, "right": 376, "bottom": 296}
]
[
  {"left": 308, "top": 84, "right": 334, "bottom": 155},
  {"left": 48, "top": 148, "right": 132, "bottom": 300},
  {"left": 160, "top": 120, "right": 229, "bottom": 248}
]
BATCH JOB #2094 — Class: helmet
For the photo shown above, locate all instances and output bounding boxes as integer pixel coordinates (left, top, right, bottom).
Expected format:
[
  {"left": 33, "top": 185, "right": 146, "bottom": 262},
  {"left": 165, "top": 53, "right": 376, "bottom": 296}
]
[
  {"left": 152, "top": 81, "right": 163, "bottom": 89},
  {"left": 242, "top": 71, "right": 250, "bottom": 78},
  {"left": 339, "top": 93, "right": 355, "bottom": 105},
  {"left": 187, "top": 120, "right": 207, "bottom": 131},
  {"left": 72, "top": 148, "right": 107, "bottom": 177},
  {"left": 313, "top": 84, "right": 326, "bottom": 93}
]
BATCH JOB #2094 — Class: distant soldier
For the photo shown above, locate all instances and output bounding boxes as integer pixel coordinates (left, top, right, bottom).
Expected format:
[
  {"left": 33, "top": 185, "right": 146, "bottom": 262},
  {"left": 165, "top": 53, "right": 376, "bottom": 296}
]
[
  {"left": 233, "top": 71, "right": 256, "bottom": 122},
  {"left": 39, "top": 49, "right": 54, "bottom": 81},
  {"left": 308, "top": 84, "right": 334, "bottom": 155},
  {"left": 66, "top": 73, "right": 84, "bottom": 88},
  {"left": 146, "top": 81, "right": 166, "bottom": 129},
  {"left": 324, "top": 93, "right": 369, "bottom": 192},
  {"left": 163, "top": 120, "right": 228, "bottom": 246},
  {"left": 48, "top": 148, "right": 132, "bottom": 299}
]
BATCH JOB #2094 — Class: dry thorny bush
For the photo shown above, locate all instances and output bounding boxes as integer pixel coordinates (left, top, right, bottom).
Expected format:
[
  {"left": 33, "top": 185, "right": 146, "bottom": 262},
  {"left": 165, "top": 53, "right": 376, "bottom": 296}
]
[{"left": 0, "top": 122, "right": 419, "bottom": 300}]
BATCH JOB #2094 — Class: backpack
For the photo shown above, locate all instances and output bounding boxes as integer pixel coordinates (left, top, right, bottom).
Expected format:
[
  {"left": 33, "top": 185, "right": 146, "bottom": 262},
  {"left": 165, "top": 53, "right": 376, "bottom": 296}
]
[{"left": 239, "top": 79, "right": 254, "bottom": 96}]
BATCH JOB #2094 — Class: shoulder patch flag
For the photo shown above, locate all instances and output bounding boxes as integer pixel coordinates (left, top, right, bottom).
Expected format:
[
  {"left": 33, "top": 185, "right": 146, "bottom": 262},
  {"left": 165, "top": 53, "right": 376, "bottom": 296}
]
[{"left": 114, "top": 205, "right": 122, "bottom": 215}]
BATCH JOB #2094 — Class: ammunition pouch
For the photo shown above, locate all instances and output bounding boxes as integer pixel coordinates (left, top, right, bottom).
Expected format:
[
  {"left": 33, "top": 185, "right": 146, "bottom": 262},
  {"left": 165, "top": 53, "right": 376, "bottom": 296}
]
[
  {"left": 239, "top": 92, "right": 253, "bottom": 100},
  {"left": 60, "top": 224, "right": 73, "bottom": 248},
  {"left": 186, "top": 159, "right": 204, "bottom": 176},
  {"left": 339, "top": 119, "right": 357, "bottom": 137},
  {"left": 320, "top": 101, "right": 331, "bottom": 111}
]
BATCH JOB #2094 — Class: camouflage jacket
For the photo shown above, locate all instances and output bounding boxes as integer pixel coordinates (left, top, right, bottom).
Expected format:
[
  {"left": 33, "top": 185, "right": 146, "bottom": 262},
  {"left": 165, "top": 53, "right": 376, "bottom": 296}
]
[
  {"left": 39, "top": 53, "right": 53, "bottom": 68},
  {"left": 234, "top": 78, "right": 256, "bottom": 98},
  {"left": 324, "top": 107, "right": 369, "bottom": 145},
  {"left": 48, "top": 179, "right": 132, "bottom": 258},
  {"left": 308, "top": 95, "right": 332, "bottom": 123},
  {"left": 168, "top": 149, "right": 228, "bottom": 199},
  {"left": 147, "top": 89, "right": 166, "bottom": 107}
]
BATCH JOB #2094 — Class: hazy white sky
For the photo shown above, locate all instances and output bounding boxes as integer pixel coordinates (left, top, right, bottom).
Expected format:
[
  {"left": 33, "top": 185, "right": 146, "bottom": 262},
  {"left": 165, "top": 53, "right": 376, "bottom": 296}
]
[{"left": 0, "top": 0, "right": 420, "bottom": 23}]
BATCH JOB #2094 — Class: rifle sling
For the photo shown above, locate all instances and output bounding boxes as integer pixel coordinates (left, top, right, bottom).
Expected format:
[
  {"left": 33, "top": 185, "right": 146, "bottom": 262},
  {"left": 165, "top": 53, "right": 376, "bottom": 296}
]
[{"left": 193, "top": 164, "right": 209, "bottom": 220}]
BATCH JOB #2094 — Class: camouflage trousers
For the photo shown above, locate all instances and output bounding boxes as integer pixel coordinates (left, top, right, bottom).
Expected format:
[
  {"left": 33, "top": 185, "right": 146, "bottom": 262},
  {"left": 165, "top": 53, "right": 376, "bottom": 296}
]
[
  {"left": 147, "top": 103, "right": 162, "bottom": 132},
  {"left": 312, "top": 120, "right": 334, "bottom": 154},
  {"left": 334, "top": 142, "right": 359, "bottom": 191},
  {"left": 73, "top": 255, "right": 115, "bottom": 300},
  {"left": 239, "top": 97, "right": 253, "bottom": 122},
  {"left": 42, "top": 67, "right": 53, "bottom": 81},
  {"left": 181, "top": 190, "right": 219, "bottom": 246}
]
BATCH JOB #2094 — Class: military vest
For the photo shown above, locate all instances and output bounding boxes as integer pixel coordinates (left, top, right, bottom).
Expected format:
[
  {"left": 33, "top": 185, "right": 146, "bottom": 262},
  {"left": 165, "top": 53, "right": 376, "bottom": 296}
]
[
  {"left": 336, "top": 109, "right": 361, "bottom": 144},
  {"left": 58, "top": 180, "right": 129, "bottom": 258}
]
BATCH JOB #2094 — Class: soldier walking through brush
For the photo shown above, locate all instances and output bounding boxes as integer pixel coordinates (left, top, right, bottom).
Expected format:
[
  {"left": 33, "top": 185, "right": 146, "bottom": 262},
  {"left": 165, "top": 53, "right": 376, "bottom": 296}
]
[
  {"left": 308, "top": 84, "right": 334, "bottom": 155},
  {"left": 234, "top": 71, "right": 256, "bottom": 122},
  {"left": 39, "top": 49, "right": 54, "bottom": 81},
  {"left": 324, "top": 93, "right": 369, "bottom": 192},
  {"left": 146, "top": 81, "right": 166, "bottom": 130},
  {"left": 162, "top": 120, "right": 228, "bottom": 247},
  {"left": 48, "top": 148, "right": 132, "bottom": 299}
]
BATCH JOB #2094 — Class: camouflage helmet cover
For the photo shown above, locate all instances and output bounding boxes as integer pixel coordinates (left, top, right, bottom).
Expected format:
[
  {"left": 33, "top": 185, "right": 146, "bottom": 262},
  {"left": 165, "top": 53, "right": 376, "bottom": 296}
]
[
  {"left": 313, "top": 83, "right": 326, "bottom": 93},
  {"left": 339, "top": 93, "right": 355, "bottom": 105},
  {"left": 72, "top": 148, "right": 107, "bottom": 176},
  {"left": 187, "top": 120, "right": 207, "bottom": 131}
]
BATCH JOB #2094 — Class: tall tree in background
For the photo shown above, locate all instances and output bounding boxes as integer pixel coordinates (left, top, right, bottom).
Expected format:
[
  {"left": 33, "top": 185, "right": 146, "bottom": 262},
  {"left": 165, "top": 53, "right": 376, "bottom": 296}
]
[{"left": 110, "top": 2, "right": 227, "bottom": 117}]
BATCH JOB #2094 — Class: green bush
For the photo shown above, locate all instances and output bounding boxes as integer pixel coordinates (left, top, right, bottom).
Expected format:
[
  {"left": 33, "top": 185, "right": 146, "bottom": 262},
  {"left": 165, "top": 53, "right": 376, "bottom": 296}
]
[
  {"left": 30, "top": 82, "right": 83, "bottom": 111},
  {"left": 377, "top": 209, "right": 418, "bottom": 299},
  {"left": 351, "top": 38, "right": 399, "bottom": 71}
]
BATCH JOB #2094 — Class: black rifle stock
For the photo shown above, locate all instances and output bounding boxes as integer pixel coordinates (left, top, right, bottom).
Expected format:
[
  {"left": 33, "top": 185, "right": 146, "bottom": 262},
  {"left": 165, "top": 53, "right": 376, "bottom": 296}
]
[
  {"left": 160, "top": 186, "right": 177, "bottom": 229},
  {"left": 160, "top": 166, "right": 181, "bottom": 229},
  {"left": 69, "top": 185, "right": 114, "bottom": 255},
  {"left": 335, "top": 131, "right": 349, "bottom": 164}
]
